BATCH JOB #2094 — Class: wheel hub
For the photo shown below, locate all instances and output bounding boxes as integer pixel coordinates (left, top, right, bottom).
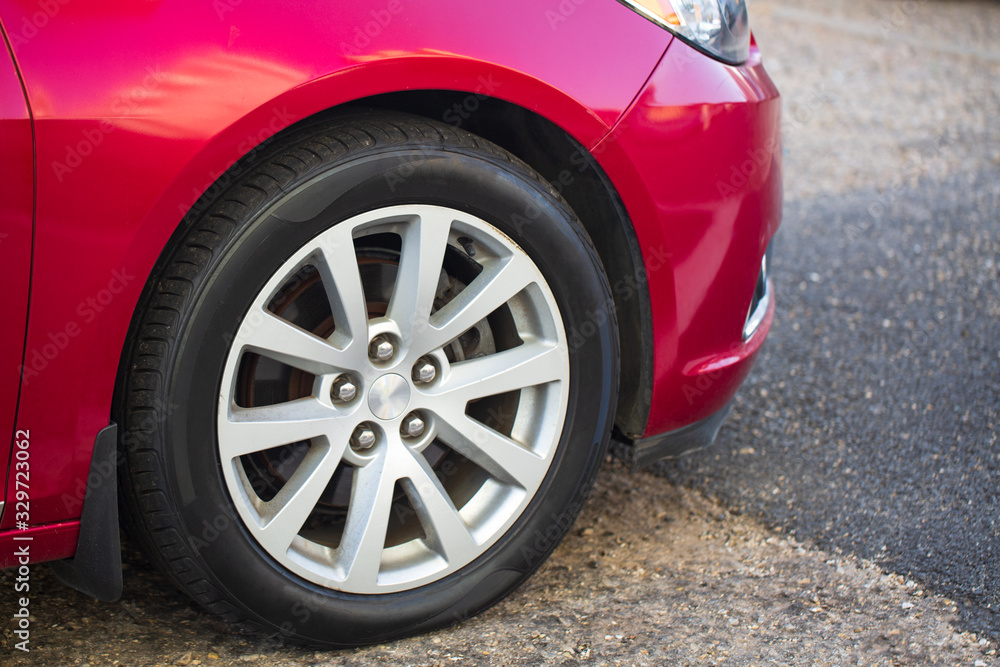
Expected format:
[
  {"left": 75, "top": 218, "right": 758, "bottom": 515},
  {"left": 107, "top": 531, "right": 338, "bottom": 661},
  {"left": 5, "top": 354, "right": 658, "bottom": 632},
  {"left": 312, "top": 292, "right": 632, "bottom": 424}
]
[{"left": 368, "top": 373, "right": 410, "bottom": 420}]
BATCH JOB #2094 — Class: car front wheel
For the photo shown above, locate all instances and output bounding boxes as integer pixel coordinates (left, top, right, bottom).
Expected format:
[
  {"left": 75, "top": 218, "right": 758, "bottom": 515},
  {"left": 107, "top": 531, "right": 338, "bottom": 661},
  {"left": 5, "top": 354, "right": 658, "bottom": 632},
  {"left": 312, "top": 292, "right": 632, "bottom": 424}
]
[{"left": 117, "top": 112, "right": 618, "bottom": 645}]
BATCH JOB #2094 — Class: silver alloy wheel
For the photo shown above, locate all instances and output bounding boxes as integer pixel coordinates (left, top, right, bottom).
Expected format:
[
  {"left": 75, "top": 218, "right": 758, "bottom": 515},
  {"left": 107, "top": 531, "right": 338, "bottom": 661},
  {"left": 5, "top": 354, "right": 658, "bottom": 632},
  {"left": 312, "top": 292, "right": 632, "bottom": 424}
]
[{"left": 216, "top": 204, "right": 570, "bottom": 594}]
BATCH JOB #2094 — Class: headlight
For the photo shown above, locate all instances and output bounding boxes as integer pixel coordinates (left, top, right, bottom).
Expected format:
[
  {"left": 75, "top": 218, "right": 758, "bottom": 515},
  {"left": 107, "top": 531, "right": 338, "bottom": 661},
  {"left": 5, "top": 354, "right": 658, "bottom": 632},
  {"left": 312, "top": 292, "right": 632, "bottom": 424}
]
[{"left": 617, "top": 0, "right": 750, "bottom": 65}]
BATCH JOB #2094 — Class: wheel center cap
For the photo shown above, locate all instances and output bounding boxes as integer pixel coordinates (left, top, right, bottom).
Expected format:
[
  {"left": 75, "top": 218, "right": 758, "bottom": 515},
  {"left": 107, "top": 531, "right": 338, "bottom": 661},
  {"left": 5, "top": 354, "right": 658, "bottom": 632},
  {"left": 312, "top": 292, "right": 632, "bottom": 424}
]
[{"left": 368, "top": 373, "right": 410, "bottom": 420}]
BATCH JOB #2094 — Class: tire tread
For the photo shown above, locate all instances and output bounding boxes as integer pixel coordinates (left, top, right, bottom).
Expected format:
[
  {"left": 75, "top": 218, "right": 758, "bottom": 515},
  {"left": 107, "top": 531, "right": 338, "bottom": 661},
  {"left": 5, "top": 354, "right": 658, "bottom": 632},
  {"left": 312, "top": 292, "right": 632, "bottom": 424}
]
[{"left": 116, "top": 110, "right": 615, "bottom": 645}]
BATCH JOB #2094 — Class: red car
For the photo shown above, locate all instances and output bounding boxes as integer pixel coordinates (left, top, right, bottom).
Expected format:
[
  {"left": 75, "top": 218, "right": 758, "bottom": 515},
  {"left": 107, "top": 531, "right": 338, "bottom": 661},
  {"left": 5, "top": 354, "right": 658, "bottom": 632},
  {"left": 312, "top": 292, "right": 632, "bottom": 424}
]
[{"left": 1, "top": 0, "right": 779, "bottom": 646}]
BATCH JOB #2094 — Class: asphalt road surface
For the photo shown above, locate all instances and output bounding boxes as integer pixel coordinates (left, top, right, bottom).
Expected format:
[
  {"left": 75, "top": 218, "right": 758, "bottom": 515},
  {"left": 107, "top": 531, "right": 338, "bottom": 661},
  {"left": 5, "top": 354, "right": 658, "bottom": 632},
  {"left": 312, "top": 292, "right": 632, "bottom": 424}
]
[{"left": 657, "top": 0, "right": 1000, "bottom": 642}]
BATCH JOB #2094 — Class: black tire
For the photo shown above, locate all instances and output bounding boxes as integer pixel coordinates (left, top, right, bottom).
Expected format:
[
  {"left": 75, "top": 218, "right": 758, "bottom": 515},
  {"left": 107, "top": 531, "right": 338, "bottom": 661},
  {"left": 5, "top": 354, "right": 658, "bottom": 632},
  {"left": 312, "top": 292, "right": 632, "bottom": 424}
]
[{"left": 116, "top": 111, "right": 619, "bottom": 646}]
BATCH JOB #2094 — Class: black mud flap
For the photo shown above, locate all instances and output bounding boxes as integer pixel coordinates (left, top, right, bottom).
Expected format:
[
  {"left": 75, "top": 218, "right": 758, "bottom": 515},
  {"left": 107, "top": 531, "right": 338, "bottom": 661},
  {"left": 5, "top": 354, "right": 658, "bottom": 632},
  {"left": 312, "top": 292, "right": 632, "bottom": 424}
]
[{"left": 49, "top": 423, "right": 123, "bottom": 601}]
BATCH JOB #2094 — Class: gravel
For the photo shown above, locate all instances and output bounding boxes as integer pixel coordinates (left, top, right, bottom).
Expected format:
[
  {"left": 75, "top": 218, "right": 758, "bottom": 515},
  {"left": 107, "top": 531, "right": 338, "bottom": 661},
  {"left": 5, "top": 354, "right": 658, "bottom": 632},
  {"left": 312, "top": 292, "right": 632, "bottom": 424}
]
[{"left": 2, "top": 464, "right": 996, "bottom": 665}]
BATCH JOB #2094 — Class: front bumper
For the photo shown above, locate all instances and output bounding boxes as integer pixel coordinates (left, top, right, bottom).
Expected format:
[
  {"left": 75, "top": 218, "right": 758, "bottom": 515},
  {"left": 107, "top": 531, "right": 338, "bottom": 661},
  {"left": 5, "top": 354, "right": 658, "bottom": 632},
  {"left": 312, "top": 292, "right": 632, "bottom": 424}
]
[{"left": 593, "top": 37, "right": 782, "bottom": 442}]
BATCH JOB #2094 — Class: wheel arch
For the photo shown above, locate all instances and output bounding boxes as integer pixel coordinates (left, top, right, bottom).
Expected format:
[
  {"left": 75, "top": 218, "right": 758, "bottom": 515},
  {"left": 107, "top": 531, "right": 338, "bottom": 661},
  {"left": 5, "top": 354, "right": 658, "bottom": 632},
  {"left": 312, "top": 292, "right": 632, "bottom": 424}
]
[{"left": 114, "top": 81, "right": 653, "bottom": 459}]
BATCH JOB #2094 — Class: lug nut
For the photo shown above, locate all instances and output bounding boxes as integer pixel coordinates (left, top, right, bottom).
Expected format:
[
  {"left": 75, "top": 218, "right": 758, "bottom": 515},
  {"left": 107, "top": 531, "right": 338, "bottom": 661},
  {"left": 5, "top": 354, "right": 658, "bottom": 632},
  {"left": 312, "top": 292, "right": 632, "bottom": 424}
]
[
  {"left": 369, "top": 335, "right": 395, "bottom": 362},
  {"left": 400, "top": 412, "right": 425, "bottom": 439},
  {"left": 351, "top": 423, "right": 377, "bottom": 451},
  {"left": 331, "top": 376, "right": 357, "bottom": 403},
  {"left": 412, "top": 358, "right": 437, "bottom": 384}
]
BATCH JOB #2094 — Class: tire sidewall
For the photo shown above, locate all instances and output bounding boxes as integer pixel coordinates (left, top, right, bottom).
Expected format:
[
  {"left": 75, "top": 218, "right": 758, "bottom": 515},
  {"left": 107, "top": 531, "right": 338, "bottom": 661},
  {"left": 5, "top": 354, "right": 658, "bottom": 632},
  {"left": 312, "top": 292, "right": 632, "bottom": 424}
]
[{"left": 159, "top": 144, "right": 618, "bottom": 644}]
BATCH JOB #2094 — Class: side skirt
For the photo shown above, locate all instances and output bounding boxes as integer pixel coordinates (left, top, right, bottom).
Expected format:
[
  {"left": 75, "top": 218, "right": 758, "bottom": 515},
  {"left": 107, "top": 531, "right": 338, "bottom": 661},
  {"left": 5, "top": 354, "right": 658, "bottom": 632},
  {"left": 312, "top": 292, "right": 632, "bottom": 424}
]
[{"left": 613, "top": 399, "right": 734, "bottom": 470}]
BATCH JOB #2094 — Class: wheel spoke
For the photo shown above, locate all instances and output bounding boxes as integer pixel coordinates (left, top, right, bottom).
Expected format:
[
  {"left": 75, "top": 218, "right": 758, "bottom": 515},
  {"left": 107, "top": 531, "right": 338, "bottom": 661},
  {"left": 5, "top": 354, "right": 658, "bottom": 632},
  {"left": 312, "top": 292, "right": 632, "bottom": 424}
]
[
  {"left": 337, "top": 454, "right": 398, "bottom": 588},
  {"left": 420, "top": 254, "right": 534, "bottom": 353},
  {"left": 438, "top": 340, "right": 565, "bottom": 401},
  {"left": 433, "top": 410, "right": 545, "bottom": 488},
  {"left": 386, "top": 210, "right": 453, "bottom": 340},
  {"left": 254, "top": 440, "right": 346, "bottom": 556},
  {"left": 219, "top": 398, "right": 341, "bottom": 459},
  {"left": 313, "top": 231, "right": 370, "bottom": 349},
  {"left": 400, "top": 453, "right": 478, "bottom": 563},
  {"left": 239, "top": 309, "right": 352, "bottom": 375}
]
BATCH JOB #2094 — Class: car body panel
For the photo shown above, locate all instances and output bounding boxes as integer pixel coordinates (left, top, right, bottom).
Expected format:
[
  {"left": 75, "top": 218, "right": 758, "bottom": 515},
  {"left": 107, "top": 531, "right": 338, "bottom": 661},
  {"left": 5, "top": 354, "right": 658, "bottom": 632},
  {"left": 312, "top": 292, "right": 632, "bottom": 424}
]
[
  {"left": 0, "top": 520, "right": 77, "bottom": 568},
  {"left": 592, "top": 38, "right": 782, "bottom": 435},
  {"left": 0, "top": 26, "right": 32, "bottom": 499},
  {"left": 0, "top": 0, "right": 671, "bottom": 529}
]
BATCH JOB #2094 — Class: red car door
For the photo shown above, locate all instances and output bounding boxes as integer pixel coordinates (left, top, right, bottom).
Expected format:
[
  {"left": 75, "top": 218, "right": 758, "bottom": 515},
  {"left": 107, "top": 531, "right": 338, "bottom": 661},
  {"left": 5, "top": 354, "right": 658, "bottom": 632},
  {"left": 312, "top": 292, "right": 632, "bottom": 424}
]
[{"left": 0, "top": 27, "right": 33, "bottom": 516}]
